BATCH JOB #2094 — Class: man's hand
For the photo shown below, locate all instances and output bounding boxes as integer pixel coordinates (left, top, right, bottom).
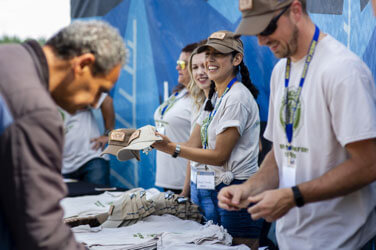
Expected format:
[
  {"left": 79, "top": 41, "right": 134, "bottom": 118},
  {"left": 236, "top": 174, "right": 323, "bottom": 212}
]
[
  {"left": 90, "top": 136, "right": 109, "bottom": 150},
  {"left": 247, "top": 188, "right": 295, "bottom": 222},
  {"left": 218, "top": 183, "right": 253, "bottom": 210}
]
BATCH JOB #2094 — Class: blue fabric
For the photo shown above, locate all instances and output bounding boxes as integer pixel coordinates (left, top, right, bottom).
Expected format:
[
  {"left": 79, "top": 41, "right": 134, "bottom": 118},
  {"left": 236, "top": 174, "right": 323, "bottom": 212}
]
[
  {"left": 0, "top": 95, "right": 13, "bottom": 136},
  {"left": 63, "top": 158, "right": 110, "bottom": 186},
  {"left": 361, "top": 235, "right": 376, "bottom": 250},
  {"left": 191, "top": 179, "right": 263, "bottom": 238}
]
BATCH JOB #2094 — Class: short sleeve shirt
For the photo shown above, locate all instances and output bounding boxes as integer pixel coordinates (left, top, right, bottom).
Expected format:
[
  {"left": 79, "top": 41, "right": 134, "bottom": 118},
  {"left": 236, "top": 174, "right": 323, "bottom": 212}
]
[{"left": 198, "top": 82, "right": 260, "bottom": 186}]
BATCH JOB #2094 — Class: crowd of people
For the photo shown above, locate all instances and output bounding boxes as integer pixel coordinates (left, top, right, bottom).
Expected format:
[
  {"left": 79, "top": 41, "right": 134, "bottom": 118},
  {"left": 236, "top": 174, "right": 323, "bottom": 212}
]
[{"left": 0, "top": 0, "right": 375, "bottom": 249}]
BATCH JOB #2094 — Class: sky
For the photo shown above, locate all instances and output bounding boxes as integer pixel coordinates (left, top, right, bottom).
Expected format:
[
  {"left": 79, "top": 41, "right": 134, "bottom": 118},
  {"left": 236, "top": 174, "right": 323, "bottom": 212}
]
[{"left": 0, "top": 0, "right": 70, "bottom": 40}]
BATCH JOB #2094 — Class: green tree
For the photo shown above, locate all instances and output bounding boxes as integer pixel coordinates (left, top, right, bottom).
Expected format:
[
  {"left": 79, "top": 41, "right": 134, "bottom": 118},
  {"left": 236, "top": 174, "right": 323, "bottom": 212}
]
[{"left": 0, "top": 35, "right": 46, "bottom": 45}]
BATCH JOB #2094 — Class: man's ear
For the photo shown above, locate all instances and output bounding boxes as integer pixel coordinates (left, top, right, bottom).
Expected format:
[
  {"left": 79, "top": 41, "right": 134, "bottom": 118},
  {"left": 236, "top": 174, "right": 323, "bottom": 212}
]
[
  {"left": 290, "top": 0, "right": 303, "bottom": 23},
  {"left": 73, "top": 53, "right": 95, "bottom": 74},
  {"left": 232, "top": 53, "right": 243, "bottom": 67}
]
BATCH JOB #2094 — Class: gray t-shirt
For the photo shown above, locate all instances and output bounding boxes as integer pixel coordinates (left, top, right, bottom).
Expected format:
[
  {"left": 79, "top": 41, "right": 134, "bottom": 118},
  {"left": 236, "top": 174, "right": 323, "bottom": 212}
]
[{"left": 198, "top": 82, "right": 260, "bottom": 186}]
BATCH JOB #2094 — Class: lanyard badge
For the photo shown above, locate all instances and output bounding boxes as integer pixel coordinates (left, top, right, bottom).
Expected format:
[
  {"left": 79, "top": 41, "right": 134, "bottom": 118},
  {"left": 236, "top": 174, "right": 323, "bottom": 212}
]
[
  {"left": 159, "top": 91, "right": 179, "bottom": 118},
  {"left": 201, "top": 77, "right": 237, "bottom": 149},
  {"left": 284, "top": 25, "right": 320, "bottom": 165}
]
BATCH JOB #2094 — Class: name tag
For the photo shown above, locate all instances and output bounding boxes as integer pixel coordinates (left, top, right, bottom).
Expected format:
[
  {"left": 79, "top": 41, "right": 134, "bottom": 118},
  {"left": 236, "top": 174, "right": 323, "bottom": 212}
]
[
  {"left": 280, "top": 154, "right": 296, "bottom": 188},
  {"left": 197, "top": 171, "right": 215, "bottom": 190},
  {"left": 156, "top": 124, "right": 166, "bottom": 135}
]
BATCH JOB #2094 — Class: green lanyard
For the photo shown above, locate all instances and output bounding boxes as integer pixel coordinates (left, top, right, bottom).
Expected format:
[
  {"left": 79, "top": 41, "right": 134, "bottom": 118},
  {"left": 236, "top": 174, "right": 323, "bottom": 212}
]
[
  {"left": 201, "top": 77, "right": 237, "bottom": 149},
  {"left": 158, "top": 90, "right": 187, "bottom": 119}
]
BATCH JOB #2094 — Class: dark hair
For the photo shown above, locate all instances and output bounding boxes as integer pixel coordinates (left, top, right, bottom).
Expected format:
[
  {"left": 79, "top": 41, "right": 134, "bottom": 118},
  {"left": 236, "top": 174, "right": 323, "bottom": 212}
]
[
  {"left": 182, "top": 42, "right": 199, "bottom": 53},
  {"left": 299, "top": 0, "right": 307, "bottom": 14},
  {"left": 236, "top": 59, "right": 258, "bottom": 99},
  {"left": 204, "top": 51, "right": 258, "bottom": 112},
  {"left": 204, "top": 81, "right": 216, "bottom": 111},
  {"left": 172, "top": 42, "right": 199, "bottom": 93}
]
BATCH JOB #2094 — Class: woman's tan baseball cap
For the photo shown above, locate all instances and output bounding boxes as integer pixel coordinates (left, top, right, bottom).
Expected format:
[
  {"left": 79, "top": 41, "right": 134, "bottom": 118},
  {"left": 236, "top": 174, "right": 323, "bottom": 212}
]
[
  {"left": 236, "top": 0, "right": 293, "bottom": 35},
  {"left": 197, "top": 30, "right": 244, "bottom": 55}
]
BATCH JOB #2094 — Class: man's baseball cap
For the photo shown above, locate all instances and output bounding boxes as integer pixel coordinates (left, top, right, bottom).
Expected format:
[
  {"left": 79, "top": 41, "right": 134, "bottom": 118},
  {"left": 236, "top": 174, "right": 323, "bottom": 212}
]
[
  {"left": 118, "top": 125, "right": 162, "bottom": 152},
  {"left": 236, "top": 0, "right": 293, "bottom": 35},
  {"left": 101, "top": 129, "right": 140, "bottom": 161},
  {"left": 197, "top": 30, "right": 244, "bottom": 55}
]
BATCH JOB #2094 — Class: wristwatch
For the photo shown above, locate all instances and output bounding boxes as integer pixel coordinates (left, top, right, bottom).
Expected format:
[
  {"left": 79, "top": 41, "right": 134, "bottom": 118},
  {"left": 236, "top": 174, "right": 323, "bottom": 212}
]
[
  {"left": 104, "top": 129, "right": 111, "bottom": 136},
  {"left": 292, "top": 185, "right": 305, "bottom": 207},
  {"left": 172, "top": 144, "right": 181, "bottom": 158}
]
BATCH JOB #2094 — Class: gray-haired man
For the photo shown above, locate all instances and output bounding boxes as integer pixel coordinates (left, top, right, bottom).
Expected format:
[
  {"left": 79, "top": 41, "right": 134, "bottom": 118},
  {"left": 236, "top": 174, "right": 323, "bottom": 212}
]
[{"left": 0, "top": 20, "right": 126, "bottom": 249}]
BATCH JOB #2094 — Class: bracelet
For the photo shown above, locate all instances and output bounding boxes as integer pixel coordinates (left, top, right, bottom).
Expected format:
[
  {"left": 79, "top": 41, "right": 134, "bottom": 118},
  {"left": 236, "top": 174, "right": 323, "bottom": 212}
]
[
  {"left": 292, "top": 185, "right": 305, "bottom": 207},
  {"left": 103, "top": 129, "right": 111, "bottom": 136},
  {"left": 172, "top": 144, "right": 181, "bottom": 158}
]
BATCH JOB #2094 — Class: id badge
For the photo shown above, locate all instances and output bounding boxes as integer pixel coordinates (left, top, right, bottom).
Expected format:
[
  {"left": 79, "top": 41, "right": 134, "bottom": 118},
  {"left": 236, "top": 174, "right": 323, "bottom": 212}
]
[
  {"left": 196, "top": 171, "right": 215, "bottom": 190},
  {"left": 279, "top": 153, "right": 296, "bottom": 188},
  {"left": 156, "top": 124, "right": 166, "bottom": 135}
]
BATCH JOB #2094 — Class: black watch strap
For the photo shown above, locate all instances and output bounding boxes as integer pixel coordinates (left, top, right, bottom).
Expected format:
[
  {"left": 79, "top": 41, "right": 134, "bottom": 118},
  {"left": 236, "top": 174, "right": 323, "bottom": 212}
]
[
  {"left": 292, "top": 185, "right": 305, "bottom": 207},
  {"left": 172, "top": 144, "right": 181, "bottom": 158}
]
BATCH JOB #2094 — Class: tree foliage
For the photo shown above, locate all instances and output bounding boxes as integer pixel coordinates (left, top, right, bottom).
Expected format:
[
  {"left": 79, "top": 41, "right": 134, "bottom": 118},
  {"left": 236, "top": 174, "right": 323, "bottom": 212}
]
[{"left": 0, "top": 35, "right": 46, "bottom": 45}]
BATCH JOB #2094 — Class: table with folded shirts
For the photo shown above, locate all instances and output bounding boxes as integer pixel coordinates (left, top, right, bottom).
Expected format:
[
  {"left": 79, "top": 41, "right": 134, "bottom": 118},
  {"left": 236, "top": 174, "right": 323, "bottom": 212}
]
[{"left": 61, "top": 188, "right": 251, "bottom": 250}]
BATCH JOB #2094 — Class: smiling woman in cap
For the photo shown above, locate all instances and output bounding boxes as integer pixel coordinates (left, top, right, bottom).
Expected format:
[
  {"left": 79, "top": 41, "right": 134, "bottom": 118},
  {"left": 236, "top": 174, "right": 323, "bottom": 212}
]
[{"left": 153, "top": 30, "right": 262, "bottom": 248}]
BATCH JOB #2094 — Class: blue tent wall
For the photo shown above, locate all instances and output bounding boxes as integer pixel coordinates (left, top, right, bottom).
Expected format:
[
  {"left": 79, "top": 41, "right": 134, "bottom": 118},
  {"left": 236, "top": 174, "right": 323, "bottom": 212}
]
[{"left": 75, "top": 0, "right": 376, "bottom": 189}]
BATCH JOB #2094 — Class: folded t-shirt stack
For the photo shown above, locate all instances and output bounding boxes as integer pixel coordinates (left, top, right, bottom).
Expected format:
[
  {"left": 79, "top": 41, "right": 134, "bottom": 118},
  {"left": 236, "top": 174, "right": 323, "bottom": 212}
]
[
  {"left": 152, "top": 191, "right": 202, "bottom": 222},
  {"left": 102, "top": 190, "right": 203, "bottom": 228},
  {"left": 62, "top": 188, "right": 203, "bottom": 228}
]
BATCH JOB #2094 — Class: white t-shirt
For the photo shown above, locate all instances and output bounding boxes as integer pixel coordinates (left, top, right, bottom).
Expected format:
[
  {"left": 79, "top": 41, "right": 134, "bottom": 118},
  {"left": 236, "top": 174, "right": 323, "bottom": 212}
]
[
  {"left": 197, "top": 82, "right": 260, "bottom": 186},
  {"left": 61, "top": 94, "right": 108, "bottom": 174},
  {"left": 154, "top": 88, "right": 193, "bottom": 189},
  {"left": 190, "top": 104, "right": 206, "bottom": 183},
  {"left": 264, "top": 35, "right": 376, "bottom": 250}
]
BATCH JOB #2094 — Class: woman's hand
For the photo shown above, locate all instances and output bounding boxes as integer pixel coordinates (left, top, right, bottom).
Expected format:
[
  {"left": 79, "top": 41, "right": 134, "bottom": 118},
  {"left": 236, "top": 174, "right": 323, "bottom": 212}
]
[{"left": 152, "top": 132, "right": 175, "bottom": 154}]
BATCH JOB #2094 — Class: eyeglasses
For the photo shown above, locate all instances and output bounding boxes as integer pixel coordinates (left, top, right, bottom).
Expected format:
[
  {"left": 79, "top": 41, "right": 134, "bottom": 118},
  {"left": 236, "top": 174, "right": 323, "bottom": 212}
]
[
  {"left": 176, "top": 60, "right": 187, "bottom": 69},
  {"left": 259, "top": 5, "right": 291, "bottom": 36}
]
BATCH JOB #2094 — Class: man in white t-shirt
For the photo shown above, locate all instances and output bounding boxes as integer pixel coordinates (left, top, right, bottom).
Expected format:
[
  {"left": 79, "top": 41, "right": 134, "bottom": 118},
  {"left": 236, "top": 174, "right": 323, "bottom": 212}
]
[
  {"left": 218, "top": 0, "right": 376, "bottom": 249},
  {"left": 61, "top": 93, "right": 114, "bottom": 186}
]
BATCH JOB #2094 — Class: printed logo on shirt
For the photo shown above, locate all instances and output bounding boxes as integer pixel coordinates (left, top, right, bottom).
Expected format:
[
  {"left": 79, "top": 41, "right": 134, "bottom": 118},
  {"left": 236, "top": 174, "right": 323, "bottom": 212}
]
[
  {"left": 278, "top": 87, "right": 309, "bottom": 160},
  {"left": 279, "top": 86, "right": 304, "bottom": 138},
  {"left": 200, "top": 116, "right": 210, "bottom": 147}
]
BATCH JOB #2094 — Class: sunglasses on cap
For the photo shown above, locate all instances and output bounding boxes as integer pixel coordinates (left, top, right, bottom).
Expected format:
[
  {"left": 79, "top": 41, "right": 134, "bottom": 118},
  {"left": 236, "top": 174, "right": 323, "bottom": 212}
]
[
  {"left": 259, "top": 4, "right": 291, "bottom": 36},
  {"left": 176, "top": 60, "right": 186, "bottom": 69}
]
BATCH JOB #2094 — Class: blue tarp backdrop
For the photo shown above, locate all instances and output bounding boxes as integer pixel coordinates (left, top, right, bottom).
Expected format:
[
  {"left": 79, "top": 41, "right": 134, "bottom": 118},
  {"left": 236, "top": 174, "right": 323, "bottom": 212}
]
[{"left": 73, "top": 0, "right": 376, "bottom": 189}]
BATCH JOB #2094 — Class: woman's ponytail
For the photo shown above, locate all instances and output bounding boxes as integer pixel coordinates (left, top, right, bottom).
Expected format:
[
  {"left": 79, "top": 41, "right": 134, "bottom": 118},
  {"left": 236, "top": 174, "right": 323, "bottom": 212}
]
[
  {"left": 238, "top": 60, "right": 258, "bottom": 99},
  {"left": 204, "top": 81, "right": 216, "bottom": 111}
]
